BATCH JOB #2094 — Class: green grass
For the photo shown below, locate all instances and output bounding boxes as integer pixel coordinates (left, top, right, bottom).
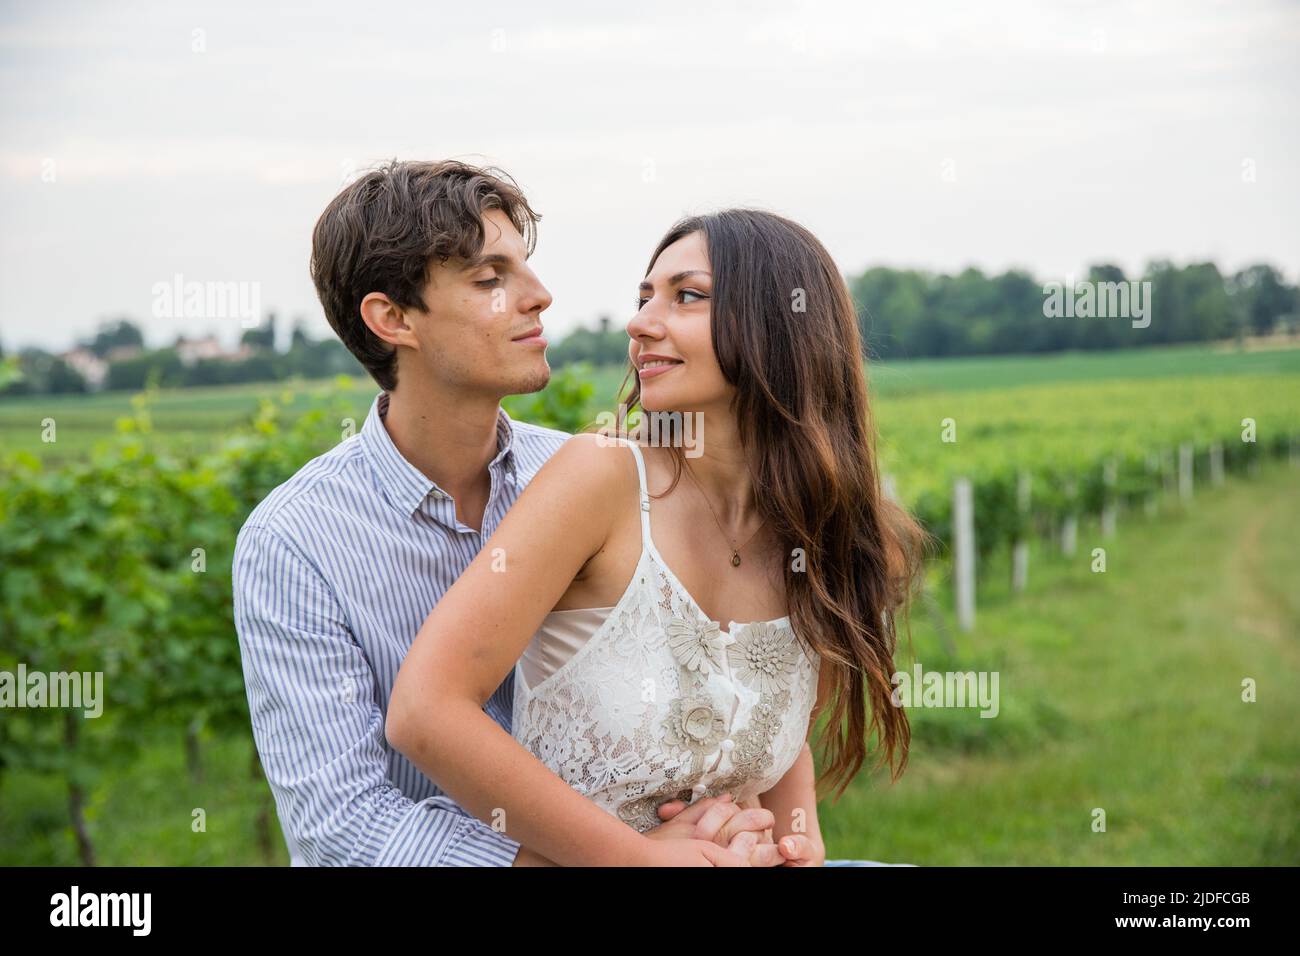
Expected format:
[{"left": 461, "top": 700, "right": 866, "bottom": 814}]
[
  {"left": 3, "top": 341, "right": 1296, "bottom": 464},
  {"left": 0, "top": 725, "right": 287, "bottom": 866},
  {"left": 866, "top": 339, "right": 1300, "bottom": 396},
  {"left": 0, "top": 379, "right": 379, "bottom": 465},
  {"left": 820, "top": 460, "right": 1300, "bottom": 865}
]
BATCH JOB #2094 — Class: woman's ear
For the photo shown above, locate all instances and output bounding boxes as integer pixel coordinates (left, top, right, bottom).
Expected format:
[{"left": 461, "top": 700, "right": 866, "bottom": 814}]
[{"left": 360, "top": 291, "right": 422, "bottom": 351}]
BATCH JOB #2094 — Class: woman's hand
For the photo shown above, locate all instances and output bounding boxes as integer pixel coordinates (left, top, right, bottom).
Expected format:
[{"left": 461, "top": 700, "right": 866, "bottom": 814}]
[
  {"left": 654, "top": 793, "right": 792, "bottom": 866},
  {"left": 774, "top": 833, "right": 826, "bottom": 866},
  {"left": 639, "top": 838, "right": 753, "bottom": 866}
]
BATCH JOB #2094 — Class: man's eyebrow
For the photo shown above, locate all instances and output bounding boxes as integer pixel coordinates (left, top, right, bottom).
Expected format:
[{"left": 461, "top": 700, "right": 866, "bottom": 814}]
[
  {"left": 461, "top": 253, "right": 512, "bottom": 271},
  {"left": 638, "top": 269, "right": 712, "bottom": 291}
]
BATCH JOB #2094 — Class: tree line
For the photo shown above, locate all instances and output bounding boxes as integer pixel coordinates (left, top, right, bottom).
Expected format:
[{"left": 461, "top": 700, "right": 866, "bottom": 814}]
[{"left": 2, "top": 259, "right": 1294, "bottom": 397}]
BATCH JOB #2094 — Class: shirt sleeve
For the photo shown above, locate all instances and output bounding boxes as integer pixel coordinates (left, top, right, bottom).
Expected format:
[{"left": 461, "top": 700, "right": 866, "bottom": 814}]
[{"left": 232, "top": 523, "right": 521, "bottom": 867}]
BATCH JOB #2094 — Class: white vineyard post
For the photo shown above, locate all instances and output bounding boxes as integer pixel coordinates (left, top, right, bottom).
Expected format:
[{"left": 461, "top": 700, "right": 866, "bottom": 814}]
[
  {"left": 1209, "top": 441, "right": 1225, "bottom": 487},
  {"left": 1162, "top": 447, "right": 1176, "bottom": 497},
  {"left": 1178, "top": 442, "right": 1194, "bottom": 503},
  {"left": 1012, "top": 470, "right": 1031, "bottom": 594},
  {"left": 1101, "top": 458, "right": 1118, "bottom": 538},
  {"left": 953, "top": 477, "right": 976, "bottom": 632},
  {"left": 1291, "top": 435, "right": 1300, "bottom": 468},
  {"left": 883, "top": 473, "right": 897, "bottom": 502},
  {"left": 1061, "top": 478, "right": 1078, "bottom": 557},
  {"left": 1144, "top": 452, "right": 1159, "bottom": 517}
]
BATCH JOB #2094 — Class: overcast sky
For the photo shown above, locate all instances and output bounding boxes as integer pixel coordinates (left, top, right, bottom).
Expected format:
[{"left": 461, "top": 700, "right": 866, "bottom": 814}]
[{"left": 1, "top": 0, "right": 1297, "bottom": 353}]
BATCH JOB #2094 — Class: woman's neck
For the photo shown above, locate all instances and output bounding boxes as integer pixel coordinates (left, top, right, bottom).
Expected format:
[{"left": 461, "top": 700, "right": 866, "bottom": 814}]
[{"left": 670, "top": 409, "right": 756, "bottom": 528}]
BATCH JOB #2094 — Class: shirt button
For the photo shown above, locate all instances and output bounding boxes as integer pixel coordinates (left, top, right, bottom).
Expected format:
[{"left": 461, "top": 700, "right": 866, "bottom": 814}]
[
  {"left": 720, "top": 738, "right": 735, "bottom": 752},
  {"left": 692, "top": 783, "right": 707, "bottom": 795}
]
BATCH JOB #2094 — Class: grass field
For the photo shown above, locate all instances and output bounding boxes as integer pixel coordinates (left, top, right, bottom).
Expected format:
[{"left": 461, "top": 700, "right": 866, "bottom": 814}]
[
  {"left": 3, "top": 340, "right": 1298, "bottom": 463},
  {"left": 824, "top": 460, "right": 1300, "bottom": 865}
]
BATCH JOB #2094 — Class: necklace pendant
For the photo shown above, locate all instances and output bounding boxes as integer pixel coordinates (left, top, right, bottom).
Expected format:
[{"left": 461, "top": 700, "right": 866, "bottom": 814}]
[{"left": 730, "top": 552, "right": 741, "bottom": 567}]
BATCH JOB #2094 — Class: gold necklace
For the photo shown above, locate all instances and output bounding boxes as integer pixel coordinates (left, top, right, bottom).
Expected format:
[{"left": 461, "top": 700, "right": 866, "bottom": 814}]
[{"left": 682, "top": 459, "right": 764, "bottom": 567}]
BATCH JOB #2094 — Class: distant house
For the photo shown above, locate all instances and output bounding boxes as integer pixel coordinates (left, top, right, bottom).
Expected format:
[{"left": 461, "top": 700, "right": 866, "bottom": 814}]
[
  {"left": 59, "top": 347, "right": 108, "bottom": 390},
  {"left": 175, "top": 334, "right": 226, "bottom": 366},
  {"left": 175, "top": 335, "right": 255, "bottom": 366},
  {"left": 104, "top": 345, "right": 144, "bottom": 364}
]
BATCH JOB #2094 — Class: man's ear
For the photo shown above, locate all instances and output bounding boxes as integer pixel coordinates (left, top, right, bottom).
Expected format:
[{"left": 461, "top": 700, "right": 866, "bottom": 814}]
[{"left": 360, "top": 292, "right": 423, "bottom": 351}]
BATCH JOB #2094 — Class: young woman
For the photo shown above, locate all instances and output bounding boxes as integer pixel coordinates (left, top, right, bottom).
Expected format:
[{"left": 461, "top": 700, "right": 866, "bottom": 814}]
[{"left": 387, "top": 208, "right": 927, "bottom": 866}]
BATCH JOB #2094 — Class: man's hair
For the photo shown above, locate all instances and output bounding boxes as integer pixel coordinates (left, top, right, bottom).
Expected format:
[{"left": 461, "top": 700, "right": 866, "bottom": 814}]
[{"left": 309, "top": 158, "right": 541, "bottom": 391}]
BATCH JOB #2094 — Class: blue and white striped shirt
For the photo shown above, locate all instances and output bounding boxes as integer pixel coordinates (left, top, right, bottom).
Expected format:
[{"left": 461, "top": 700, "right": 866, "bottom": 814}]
[{"left": 232, "top": 390, "right": 570, "bottom": 866}]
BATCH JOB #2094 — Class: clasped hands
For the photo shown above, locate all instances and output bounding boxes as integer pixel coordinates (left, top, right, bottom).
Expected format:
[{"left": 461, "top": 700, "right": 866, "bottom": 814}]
[{"left": 644, "top": 792, "right": 824, "bottom": 867}]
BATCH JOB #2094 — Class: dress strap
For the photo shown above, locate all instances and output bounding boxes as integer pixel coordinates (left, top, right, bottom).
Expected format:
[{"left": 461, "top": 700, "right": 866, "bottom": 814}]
[{"left": 619, "top": 438, "right": 653, "bottom": 547}]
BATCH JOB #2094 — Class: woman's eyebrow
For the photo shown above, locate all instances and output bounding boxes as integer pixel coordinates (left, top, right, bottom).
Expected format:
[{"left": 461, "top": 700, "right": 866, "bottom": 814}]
[{"left": 638, "top": 269, "right": 712, "bottom": 291}]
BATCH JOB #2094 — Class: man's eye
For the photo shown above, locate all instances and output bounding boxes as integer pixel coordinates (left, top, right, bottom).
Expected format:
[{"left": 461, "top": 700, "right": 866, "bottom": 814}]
[{"left": 476, "top": 276, "right": 502, "bottom": 288}]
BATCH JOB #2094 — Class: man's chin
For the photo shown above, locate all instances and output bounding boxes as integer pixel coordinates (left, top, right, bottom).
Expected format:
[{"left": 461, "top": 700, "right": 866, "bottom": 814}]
[{"left": 508, "top": 362, "right": 552, "bottom": 396}]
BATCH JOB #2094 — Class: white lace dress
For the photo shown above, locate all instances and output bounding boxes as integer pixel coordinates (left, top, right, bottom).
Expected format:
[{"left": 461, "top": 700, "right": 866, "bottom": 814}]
[{"left": 511, "top": 437, "right": 821, "bottom": 833}]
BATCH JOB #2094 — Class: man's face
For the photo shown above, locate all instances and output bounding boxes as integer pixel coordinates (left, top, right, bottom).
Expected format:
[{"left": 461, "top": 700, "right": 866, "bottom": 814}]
[{"left": 408, "top": 207, "right": 553, "bottom": 399}]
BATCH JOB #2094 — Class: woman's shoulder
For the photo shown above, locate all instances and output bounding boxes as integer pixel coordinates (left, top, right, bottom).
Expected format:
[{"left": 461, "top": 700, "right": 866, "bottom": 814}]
[{"left": 530, "top": 430, "right": 643, "bottom": 497}]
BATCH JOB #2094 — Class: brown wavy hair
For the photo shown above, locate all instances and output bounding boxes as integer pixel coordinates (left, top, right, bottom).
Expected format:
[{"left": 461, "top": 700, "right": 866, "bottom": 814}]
[
  {"left": 310, "top": 158, "right": 541, "bottom": 391},
  {"left": 616, "top": 209, "right": 931, "bottom": 802}
]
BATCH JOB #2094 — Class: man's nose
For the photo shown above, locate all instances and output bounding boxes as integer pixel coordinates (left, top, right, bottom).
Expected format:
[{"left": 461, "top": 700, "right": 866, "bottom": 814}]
[{"left": 521, "top": 271, "right": 552, "bottom": 314}]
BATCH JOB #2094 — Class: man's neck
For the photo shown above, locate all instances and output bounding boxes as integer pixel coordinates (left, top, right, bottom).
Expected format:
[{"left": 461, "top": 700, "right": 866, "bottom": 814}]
[{"left": 382, "top": 378, "right": 503, "bottom": 528}]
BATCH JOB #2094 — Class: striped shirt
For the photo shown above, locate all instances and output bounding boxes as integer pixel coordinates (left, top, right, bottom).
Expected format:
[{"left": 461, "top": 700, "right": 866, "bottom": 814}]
[{"left": 232, "top": 390, "right": 570, "bottom": 866}]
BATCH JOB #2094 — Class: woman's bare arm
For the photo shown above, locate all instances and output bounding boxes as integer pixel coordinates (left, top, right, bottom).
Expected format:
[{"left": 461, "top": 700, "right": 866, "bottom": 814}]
[
  {"left": 757, "top": 662, "right": 831, "bottom": 863},
  {"left": 386, "top": 434, "right": 719, "bottom": 867}
]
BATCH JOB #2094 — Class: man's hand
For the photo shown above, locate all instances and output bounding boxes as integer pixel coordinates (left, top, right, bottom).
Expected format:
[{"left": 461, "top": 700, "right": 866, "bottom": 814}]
[{"left": 652, "top": 793, "right": 787, "bottom": 867}]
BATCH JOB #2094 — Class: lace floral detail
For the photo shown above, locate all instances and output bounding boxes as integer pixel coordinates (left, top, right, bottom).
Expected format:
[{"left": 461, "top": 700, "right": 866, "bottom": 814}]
[
  {"left": 661, "top": 691, "right": 729, "bottom": 774},
  {"left": 727, "top": 620, "right": 801, "bottom": 694},
  {"left": 666, "top": 612, "right": 733, "bottom": 676}
]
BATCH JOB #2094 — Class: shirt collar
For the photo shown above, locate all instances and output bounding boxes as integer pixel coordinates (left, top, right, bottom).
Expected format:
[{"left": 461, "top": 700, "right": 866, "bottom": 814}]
[{"left": 360, "top": 391, "right": 518, "bottom": 520}]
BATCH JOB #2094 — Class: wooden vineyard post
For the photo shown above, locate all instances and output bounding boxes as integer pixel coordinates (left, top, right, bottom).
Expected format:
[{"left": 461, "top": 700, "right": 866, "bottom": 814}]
[
  {"left": 1012, "top": 471, "right": 1031, "bottom": 594},
  {"left": 953, "top": 477, "right": 975, "bottom": 632},
  {"left": 1145, "top": 452, "right": 1159, "bottom": 517},
  {"left": 1061, "top": 478, "right": 1078, "bottom": 557},
  {"left": 1162, "top": 447, "right": 1176, "bottom": 497}
]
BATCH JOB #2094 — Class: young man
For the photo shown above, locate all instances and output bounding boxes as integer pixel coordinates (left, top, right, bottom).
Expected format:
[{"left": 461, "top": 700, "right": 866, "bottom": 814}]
[{"left": 231, "top": 159, "right": 782, "bottom": 866}]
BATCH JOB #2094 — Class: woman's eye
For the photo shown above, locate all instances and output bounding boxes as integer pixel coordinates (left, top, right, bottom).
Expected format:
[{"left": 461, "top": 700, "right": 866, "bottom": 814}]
[{"left": 635, "top": 289, "right": 707, "bottom": 310}]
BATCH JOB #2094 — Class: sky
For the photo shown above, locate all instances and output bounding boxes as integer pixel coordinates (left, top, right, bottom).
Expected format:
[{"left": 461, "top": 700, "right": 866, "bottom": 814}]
[{"left": 0, "top": 0, "right": 1297, "bottom": 353}]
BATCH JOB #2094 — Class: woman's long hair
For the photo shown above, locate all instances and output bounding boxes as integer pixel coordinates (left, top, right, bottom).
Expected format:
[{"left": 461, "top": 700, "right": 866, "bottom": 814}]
[{"left": 616, "top": 209, "right": 931, "bottom": 801}]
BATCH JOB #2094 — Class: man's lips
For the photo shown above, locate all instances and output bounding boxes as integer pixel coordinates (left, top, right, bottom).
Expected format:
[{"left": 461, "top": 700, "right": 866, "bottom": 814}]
[{"left": 512, "top": 326, "right": 547, "bottom": 347}]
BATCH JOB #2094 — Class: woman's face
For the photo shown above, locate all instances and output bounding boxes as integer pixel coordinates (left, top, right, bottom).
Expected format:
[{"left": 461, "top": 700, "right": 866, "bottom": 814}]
[{"left": 627, "top": 230, "right": 732, "bottom": 413}]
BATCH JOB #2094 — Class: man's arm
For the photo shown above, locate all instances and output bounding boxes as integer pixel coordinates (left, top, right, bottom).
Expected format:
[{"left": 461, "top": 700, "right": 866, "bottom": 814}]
[{"left": 233, "top": 522, "right": 521, "bottom": 867}]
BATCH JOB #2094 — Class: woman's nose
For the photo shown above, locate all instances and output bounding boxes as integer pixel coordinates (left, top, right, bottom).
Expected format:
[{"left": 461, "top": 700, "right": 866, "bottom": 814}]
[{"left": 627, "top": 298, "right": 664, "bottom": 340}]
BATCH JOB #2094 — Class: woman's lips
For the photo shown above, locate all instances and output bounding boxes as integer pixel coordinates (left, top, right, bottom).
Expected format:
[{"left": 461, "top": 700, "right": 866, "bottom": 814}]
[{"left": 638, "top": 361, "right": 682, "bottom": 379}]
